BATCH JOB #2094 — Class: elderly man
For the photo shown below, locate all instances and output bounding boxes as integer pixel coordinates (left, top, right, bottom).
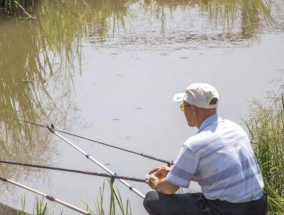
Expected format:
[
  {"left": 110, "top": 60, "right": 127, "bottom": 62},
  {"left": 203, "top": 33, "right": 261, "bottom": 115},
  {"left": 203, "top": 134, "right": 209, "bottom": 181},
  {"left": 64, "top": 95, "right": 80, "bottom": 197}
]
[{"left": 144, "top": 83, "right": 267, "bottom": 215}]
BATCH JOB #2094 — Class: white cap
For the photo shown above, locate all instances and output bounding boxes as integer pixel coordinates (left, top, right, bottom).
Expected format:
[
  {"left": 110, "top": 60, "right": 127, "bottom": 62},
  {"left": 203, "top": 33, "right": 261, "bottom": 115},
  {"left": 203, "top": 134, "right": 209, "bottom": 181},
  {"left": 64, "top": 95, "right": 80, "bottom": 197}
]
[{"left": 173, "top": 83, "right": 219, "bottom": 109}]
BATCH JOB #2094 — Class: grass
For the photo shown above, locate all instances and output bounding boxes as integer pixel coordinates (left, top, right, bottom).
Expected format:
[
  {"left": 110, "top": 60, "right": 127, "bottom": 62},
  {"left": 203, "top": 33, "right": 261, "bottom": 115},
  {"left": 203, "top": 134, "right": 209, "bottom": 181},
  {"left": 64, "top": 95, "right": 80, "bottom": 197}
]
[
  {"left": 19, "top": 179, "right": 132, "bottom": 215},
  {"left": 82, "top": 179, "right": 132, "bottom": 215},
  {"left": 245, "top": 84, "right": 284, "bottom": 214},
  {"left": 19, "top": 195, "right": 59, "bottom": 215}
]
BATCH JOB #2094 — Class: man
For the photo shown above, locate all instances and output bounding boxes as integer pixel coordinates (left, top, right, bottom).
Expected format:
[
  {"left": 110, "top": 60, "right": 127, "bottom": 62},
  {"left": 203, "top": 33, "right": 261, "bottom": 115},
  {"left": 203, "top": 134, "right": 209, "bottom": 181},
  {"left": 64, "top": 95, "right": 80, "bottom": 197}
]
[{"left": 144, "top": 83, "right": 267, "bottom": 215}]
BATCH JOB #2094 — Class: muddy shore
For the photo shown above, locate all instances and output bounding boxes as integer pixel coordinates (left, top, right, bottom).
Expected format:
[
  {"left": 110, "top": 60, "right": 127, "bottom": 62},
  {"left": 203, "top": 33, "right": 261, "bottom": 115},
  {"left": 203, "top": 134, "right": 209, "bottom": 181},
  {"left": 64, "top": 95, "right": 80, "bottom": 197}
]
[{"left": 0, "top": 202, "right": 30, "bottom": 215}]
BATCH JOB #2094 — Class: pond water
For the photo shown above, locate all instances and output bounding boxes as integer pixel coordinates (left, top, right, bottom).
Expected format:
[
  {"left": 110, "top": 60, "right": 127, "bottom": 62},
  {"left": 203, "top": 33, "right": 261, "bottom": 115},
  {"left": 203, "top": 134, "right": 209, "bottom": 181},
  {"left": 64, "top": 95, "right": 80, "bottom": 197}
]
[{"left": 0, "top": 0, "right": 284, "bottom": 214}]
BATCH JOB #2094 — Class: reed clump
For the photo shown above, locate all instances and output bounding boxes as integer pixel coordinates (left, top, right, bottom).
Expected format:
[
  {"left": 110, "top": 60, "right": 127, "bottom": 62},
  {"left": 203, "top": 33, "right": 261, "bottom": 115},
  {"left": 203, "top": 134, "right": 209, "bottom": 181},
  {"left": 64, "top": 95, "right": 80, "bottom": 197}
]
[
  {"left": 18, "top": 180, "right": 131, "bottom": 215},
  {"left": 83, "top": 180, "right": 132, "bottom": 215},
  {"left": 0, "top": 0, "right": 36, "bottom": 15},
  {"left": 245, "top": 85, "right": 284, "bottom": 214}
]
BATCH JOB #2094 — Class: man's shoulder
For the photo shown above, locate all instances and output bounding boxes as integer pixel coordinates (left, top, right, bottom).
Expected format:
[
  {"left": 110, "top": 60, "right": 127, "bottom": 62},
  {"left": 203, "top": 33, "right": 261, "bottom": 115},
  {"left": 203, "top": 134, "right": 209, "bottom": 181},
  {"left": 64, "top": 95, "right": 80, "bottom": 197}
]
[
  {"left": 183, "top": 133, "right": 216, "bottom": 154},
  {"left": 184, "top": 118, "right": 249, "bottom": 154}
]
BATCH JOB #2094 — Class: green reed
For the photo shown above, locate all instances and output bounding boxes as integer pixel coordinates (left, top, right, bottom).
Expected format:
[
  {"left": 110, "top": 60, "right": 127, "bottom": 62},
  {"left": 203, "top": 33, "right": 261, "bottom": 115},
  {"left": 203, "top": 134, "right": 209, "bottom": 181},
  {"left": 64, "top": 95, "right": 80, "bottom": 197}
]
[
  {"left": 0, "top": 0, "right": 36, "bottom": 16},
  {"left": 19, "top": 180, "right": 132, "bottom": 215},
  {"left": 19, "top": 195, "right": 61, "bottom": 215},
  {"left": 245, "top": 85, "right": 284, "bottom": 214},
  {"left": 82, "top": 180, "right": 132, "bottom": 215}
]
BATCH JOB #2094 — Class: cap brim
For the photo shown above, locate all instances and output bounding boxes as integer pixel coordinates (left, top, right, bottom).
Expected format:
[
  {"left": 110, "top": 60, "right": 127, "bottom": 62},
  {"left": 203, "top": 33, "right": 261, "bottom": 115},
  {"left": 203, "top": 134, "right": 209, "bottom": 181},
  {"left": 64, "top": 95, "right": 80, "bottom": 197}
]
[{"left": 173, "top": 93, "right": 186, "bottom": 102}]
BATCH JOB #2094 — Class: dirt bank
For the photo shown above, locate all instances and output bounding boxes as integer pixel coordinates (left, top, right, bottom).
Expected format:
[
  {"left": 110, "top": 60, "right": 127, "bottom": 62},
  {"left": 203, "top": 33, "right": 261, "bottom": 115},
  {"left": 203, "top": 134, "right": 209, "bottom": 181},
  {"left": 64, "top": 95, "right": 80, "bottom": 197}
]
[{"left": 0, "top": 202, "right": 30, "bottom": 215}]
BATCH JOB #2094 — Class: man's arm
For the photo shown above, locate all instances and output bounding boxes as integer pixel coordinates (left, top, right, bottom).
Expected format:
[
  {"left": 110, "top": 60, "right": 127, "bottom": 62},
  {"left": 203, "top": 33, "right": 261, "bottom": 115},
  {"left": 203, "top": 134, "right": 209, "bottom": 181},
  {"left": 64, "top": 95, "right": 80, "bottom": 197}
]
[
  {"left": 149, "top": 177, "right": 180, "bottom": 194},
  {"left": 145, "top": 166, "right": 180, "bottom": 194}
]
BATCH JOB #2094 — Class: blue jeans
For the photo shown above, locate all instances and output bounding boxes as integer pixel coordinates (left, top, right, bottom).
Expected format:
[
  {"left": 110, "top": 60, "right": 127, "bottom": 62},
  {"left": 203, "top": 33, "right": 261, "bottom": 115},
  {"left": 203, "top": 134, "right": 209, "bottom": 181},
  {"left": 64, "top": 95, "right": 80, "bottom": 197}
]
[{"left": 143, "top": 191, "right": 268, "bottom": 215}]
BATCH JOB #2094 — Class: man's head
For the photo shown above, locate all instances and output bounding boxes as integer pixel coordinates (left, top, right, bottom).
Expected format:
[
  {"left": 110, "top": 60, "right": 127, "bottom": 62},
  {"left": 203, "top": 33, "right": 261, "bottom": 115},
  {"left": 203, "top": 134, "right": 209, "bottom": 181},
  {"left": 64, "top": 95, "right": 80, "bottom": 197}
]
[{"left": 173, "top": 83, "right": 219, "bottom": 127}]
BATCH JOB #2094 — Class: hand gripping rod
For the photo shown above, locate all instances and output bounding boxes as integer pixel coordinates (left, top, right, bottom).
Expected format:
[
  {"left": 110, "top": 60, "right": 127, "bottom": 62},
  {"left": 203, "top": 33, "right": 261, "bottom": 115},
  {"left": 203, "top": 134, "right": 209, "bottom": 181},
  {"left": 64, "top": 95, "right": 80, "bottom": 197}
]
[
  {"left": 48, "top": 126, "right": 145, "bottom": 199},
  {"left": 0, "top": 176, "right": 91, "bottom": 215}
]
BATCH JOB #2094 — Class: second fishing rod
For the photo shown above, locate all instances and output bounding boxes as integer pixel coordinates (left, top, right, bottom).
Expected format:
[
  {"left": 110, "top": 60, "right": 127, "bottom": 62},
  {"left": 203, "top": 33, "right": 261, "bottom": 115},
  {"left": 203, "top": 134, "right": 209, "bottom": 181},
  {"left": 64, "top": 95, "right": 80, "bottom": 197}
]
[
  {"left": 0, "top": 160, "right": 145, "bottom": 182},
  {"left": 47, "top": 125, "right": 145, "bottom": 199},
  {"left": 0, "top": 115, "right": 173, "bottom": 167}
]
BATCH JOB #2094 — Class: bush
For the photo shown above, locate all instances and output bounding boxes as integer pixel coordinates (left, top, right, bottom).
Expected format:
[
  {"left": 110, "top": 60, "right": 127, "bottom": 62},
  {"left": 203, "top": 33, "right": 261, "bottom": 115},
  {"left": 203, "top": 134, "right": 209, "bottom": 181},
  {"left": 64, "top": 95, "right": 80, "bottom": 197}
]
[{"left": 245, "top": 84, "right": 284, "bottom": 214}]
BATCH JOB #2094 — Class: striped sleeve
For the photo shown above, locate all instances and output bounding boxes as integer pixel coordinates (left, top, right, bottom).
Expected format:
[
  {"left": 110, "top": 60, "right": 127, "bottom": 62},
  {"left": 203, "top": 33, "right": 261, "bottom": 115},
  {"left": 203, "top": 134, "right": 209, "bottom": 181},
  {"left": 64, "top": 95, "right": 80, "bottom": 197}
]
[{"left": 167, "top": 145, "right": 198, "bottom": 188}]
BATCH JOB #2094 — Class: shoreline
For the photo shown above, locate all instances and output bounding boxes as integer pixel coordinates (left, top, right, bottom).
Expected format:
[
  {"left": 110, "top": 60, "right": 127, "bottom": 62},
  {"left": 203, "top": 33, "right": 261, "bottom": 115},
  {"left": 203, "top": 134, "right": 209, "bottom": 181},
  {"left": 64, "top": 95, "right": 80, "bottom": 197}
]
[{"left": 0, "top": 202, "right": 30, "bottom": 215}]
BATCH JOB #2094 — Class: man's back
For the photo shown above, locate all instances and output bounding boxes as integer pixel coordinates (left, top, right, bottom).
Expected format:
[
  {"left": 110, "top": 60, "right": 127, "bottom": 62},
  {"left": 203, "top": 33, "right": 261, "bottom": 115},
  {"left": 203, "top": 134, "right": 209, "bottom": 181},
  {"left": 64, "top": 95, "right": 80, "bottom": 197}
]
[{"left": 186, "top": 115, "right": 264, "bottom": 203}]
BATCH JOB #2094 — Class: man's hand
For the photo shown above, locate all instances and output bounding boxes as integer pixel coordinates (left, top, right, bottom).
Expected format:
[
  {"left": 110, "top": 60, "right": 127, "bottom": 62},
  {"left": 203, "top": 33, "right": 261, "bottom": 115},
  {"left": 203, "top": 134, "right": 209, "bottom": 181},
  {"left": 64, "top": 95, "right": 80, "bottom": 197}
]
[
  {"left": 148, "top": 166, "right": 170, "bottom": 179},
  {"left": 145, "top": 166, "right": 179, "bottom": 194},
  {"left": 145, "top": 174, "right": 159, "bottom": 190}
]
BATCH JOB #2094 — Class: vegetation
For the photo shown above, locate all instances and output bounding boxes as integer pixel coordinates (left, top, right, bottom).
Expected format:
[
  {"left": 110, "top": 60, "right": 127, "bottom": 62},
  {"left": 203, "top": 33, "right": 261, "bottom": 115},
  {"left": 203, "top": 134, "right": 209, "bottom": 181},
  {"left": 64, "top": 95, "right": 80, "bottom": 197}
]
[
  {"left": 0, "top": 0, "right": 36, "bottom": 16},
  {"left": 0, "top": 0, "right": 283, "bottom": 214},
  {"left": 246, "top": 84, "right": 284, "bottom": 214},
  {"left": 83, "top": 180, "right": 132, "bottom": 215},
  {"left": 18, "top": 180, "right": 131, "bottom": 215}
]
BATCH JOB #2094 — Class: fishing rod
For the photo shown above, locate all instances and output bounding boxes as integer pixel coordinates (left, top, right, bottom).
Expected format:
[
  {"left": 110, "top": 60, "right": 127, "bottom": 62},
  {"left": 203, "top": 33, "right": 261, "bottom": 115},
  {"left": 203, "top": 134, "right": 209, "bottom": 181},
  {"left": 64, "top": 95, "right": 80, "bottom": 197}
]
[
  {"left": 0, "top": 115, "right": 173, "bottom": 166},
  {"left": 47, "top": 125, "right": 145, "bottom": 199},
  {"left": 0, "top": 175, "right": 91, "bottom": 215},
  {"left": 0, "top": 160, "right": 145, "bottom": 183}
]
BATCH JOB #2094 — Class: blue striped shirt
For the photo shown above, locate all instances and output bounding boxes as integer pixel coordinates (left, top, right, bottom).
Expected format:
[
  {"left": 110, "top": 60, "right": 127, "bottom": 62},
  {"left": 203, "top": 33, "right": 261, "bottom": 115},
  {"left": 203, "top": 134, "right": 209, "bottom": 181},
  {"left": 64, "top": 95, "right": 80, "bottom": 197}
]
[{"left": 167, "top": 114, "right": 264, "bottom": 203}]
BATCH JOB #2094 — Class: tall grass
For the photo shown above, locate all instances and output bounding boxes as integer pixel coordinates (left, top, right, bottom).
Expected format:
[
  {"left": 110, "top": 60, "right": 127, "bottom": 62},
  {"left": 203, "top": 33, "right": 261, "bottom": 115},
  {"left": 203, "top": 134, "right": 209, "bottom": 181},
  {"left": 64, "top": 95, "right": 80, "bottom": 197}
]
[
  {"left": 245, "top": 85, "right": 284, "bottom": 214},
  {"left": 19, "top": 195, "right": 61, "bottom": 215},
  {"left": 83, "top": 180, "right": 132, "bottom": 215},
  {"left": 19, "top": 180, "right": 132, "bottom": 215}
]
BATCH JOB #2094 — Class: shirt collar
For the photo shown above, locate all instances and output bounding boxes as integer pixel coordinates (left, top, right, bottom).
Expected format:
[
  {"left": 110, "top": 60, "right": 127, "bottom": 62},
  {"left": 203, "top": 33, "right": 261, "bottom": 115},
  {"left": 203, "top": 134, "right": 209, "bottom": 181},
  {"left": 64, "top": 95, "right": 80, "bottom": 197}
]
[{"left": 198, "top": 113, "right": 219, "bottom": 133}]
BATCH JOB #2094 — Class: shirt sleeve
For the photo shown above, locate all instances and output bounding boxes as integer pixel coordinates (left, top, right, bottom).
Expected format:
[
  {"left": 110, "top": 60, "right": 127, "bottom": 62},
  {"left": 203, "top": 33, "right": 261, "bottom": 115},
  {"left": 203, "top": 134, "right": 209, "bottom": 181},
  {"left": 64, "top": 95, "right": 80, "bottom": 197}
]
[{"left": 167, "top": 145, "right": 198, "bottom": 188}]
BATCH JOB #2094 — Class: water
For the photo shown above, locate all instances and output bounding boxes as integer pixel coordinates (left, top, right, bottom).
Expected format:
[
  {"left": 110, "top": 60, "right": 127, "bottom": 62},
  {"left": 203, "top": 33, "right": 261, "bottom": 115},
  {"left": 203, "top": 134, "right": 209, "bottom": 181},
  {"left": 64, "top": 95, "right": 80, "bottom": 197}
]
[{"left": 0, "top": 0, "right": 283, "bottom": 214}]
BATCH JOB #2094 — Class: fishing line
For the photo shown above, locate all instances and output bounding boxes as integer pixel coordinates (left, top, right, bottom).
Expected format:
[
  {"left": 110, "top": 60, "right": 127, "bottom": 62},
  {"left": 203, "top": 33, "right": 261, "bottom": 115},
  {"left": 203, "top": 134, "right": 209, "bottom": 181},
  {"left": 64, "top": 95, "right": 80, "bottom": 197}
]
[
  {"left": 0, "top": 114, "right": 173, "bottom": 166},
  {"left": 47, "top": 125, "right": 145, "bottom": 199},
  {"left": 0, "top": 175, "right": 91, "bottom": 215},
  {"left": 0, "top": 160, "right": 145, "bottom": 182}
]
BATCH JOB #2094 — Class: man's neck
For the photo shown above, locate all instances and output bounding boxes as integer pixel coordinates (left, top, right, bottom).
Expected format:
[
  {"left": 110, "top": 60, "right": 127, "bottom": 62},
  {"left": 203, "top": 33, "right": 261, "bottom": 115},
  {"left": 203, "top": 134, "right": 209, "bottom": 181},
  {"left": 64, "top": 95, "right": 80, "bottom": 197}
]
[{"left": 196, "top": 109, "right": 217, "bottom": 128}]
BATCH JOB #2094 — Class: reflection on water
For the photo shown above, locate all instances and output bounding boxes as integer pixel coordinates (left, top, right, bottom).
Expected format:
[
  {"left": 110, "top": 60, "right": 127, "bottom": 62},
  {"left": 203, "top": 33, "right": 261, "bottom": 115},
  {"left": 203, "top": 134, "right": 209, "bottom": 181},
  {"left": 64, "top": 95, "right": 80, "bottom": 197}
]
[
  {"left": 0, "top": 0, "right": 283, "bottom": 213},
  {"left": 0, "top": 20, "right": 50, "bottom": 174},
  {"left": 79, "top": 0, "right": 283, "bottom": 50},
  {"left": 142, "top": 0, "right": 275, "bottom": 38},
  {"left": 0, "top": 1, "right": 84, "bottom": 199}
]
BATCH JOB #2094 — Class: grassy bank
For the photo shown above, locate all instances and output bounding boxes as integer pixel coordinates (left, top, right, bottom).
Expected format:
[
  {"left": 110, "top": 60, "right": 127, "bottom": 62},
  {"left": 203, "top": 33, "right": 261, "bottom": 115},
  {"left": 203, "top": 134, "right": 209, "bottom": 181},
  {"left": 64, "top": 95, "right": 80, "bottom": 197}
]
[{"left": 246, "top": 85, "right": 284, "bottom": 214}]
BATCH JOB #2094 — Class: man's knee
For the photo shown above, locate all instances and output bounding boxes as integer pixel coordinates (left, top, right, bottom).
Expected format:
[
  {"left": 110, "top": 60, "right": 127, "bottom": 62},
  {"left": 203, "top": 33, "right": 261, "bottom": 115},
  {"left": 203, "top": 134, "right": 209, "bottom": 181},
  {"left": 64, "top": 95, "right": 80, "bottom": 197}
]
[
  {"left": 143, "top": 191, "right": 158, "bottom": 206},
  {"left": 143, "top": 191, "right": 159, "bottom": 213}
]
